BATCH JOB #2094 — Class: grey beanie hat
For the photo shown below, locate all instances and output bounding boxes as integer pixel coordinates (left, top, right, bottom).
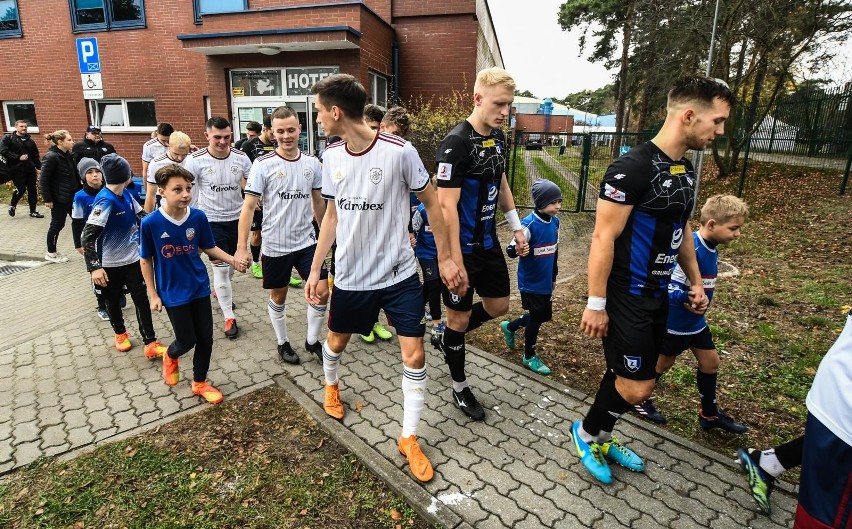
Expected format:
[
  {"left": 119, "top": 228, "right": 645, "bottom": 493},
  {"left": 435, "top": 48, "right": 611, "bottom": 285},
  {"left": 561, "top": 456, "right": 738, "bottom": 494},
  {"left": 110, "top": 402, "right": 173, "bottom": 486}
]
[
  {"left": 77, "top": 157, "right": 101, "bottom": 181},
  {"left": 532, "top": 179, "right": 562, "bottom": 210},
  {"left": 101, "top": 153, "right": 132, "bottom": 185}
]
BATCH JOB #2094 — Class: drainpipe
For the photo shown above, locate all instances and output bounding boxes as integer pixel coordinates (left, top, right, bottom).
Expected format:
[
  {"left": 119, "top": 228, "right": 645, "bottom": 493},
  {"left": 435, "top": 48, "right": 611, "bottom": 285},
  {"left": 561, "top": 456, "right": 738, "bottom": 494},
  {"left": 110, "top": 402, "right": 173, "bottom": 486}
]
[{"left": 393, "top": 40, "right": 400, "bottom": 105}]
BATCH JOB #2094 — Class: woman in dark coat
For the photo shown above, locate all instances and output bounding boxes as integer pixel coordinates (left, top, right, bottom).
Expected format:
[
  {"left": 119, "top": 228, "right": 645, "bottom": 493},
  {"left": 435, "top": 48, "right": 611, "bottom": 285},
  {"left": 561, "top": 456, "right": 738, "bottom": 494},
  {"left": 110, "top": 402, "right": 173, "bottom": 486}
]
[{"left": 39, "top": 130, "right": 81, "bottom": 263}]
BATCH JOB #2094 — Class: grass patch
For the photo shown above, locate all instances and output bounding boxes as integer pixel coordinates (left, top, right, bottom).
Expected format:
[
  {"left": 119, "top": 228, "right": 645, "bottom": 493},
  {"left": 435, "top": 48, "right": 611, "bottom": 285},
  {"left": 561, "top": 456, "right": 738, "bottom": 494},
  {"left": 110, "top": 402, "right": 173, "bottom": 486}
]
[{"left": 0, "top": 386, "right": 435, "bottom": 529}]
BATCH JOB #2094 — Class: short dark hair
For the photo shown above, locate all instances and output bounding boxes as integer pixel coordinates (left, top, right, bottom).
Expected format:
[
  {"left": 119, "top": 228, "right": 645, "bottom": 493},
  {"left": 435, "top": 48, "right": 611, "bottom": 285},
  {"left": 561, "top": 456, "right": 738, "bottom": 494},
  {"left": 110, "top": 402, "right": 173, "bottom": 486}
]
[
  {"left": 206, "top": 116, "right": 231, "bottom": 131},
  {"left": 363, "top": 104, "right": 385, "bottom": 124},
  {"left": 311, "top": 74, "right": 367, "bottom": 121},
  {"left": 668, "top": 76, "right": 735, "bottom": 109},
  {"left": 155, "top": 163, "right": 194, "bottom": 188},
  {"left": 245, "top": 121, "right": 262, "bottom": 133},
  {"left": 263, "top": 115, "right": 272, "bottom": 129},
  {"left": 156, "top": 122, "right": 174, "bottom": 136},
  {"left": 270, "top": 105, "right": 299, "bottom": 123}
]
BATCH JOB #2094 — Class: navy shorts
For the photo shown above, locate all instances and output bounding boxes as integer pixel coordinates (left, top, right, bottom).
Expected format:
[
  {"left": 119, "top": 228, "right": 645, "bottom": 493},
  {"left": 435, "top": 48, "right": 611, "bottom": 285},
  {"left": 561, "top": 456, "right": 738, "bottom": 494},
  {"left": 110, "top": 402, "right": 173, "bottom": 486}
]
[
  {"left": 441, "top": 246, "right": 510, "bottom": 312},
  {"left": 251, "top": 209, "right": 263, "bottom": 231},
  {"left": 659, "top": 326, "right": 716, "bottom": 356},
  {"left": 521, "top": 292, "right": 553, "bottom": 322},
  {"left": 262, "top": 245, "right": 328, "bottom": 290},
  {"left": 209, "top": 220, "right": 239, "bottom": 256},
  {"left": 328, "top": 274, "right": 425, "bottom": 337},
  {"left": 796, "top": 412, "right": 852, "bottom": 528},
  {"left": 418, "top": 257, "right": 439, "bottom": 283},
  {"left": 602, "top": 289, "right": 668, "bottom": 380}
]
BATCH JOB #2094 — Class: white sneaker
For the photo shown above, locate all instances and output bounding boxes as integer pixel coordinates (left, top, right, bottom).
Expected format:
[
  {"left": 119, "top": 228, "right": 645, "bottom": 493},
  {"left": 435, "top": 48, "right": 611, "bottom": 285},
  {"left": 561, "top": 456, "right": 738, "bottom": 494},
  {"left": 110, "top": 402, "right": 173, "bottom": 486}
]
[{"left": 44, "top": 251, "right": 68, "bottom": 263}]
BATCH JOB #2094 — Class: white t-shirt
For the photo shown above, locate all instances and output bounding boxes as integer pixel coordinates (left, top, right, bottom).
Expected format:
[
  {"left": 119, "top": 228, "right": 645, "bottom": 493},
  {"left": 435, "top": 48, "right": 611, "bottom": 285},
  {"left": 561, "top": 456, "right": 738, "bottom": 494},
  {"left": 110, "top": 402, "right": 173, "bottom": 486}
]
[
  {"left": 245, "top": 150, "right": 322, "bottom": 256},
  {"left": 184, "top": 147, "right": 252, "bottom": 223},
  {"left": 142, "top": 138, "right": 168, "bottom": 163},
  {"left": 806, "top": 314, "right": 852, "bottom": 446},
  {"left": 321, "top": 132, "right": 430, "bottom": 290}
]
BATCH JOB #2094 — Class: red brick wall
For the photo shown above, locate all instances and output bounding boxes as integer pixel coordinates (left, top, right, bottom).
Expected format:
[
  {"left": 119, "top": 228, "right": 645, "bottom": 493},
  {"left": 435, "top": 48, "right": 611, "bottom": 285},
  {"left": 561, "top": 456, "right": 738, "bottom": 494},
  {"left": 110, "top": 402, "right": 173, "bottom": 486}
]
[{"left": 515, "top": 114, "right": 575, "bottom": 135}]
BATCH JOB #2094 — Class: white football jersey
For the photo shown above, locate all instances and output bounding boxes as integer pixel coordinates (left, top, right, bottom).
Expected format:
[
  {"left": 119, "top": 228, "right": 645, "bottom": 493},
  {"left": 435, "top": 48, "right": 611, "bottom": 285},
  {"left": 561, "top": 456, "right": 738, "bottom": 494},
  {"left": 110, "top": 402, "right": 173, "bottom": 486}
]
[
  {"left": 146, "top": 153, "right": 188, "bottom": 205},
  {"left": 807, "top": 314, "right": 852, "bottom": 447},
  {"left": 142, "top": 138, "right": 168, "bottom": 163},
  {"left": 245, "top": 151, "right": 322, "bottom": 256},
  {"left": 321, "top": 132, "right": 430, "bottom": 290},
  {"left": 184, "top": 147, "right": 252, "bottom": 222}
]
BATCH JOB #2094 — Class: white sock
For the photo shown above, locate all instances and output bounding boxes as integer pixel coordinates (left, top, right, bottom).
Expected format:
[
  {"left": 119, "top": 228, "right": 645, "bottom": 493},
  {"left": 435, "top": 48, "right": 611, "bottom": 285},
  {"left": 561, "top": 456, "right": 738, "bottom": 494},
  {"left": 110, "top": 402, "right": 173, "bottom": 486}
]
[
  {"left": 596, "top": 429, "right": 612, "bottom": 443},
  {"left": 213, "top": 264, "right": 234, "bottom": 320},
  {"left": 452, "top": 380, "right": 469, "bottom": 393},
  {"left": 252, "top": 260, "right": 260, "bottom": 267},
  {"left": 307, "top": 303, "right": 327, "bottom": 345},
  {"left": 267, "top": 299, "right": 288, "bottom": 345},
  {"left": 322, "top": 341, "right": 341, "bottom": 386},
  {"left": 759, "top": 448, "right": 785, "bottom": 478},
  {"left": 577, "top": 423, "right": 597, "bottom": 444},
  {"left": 402, "top": 365, "right": 427, "bottom": 438}
]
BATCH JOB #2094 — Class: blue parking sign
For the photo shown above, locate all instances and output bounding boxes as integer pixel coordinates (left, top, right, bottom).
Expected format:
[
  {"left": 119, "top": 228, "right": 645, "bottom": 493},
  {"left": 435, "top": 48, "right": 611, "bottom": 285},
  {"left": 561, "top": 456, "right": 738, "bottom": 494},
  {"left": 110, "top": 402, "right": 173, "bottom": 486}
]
[{"left": 76, "top": 37, "right": 101, "bottom": 74}]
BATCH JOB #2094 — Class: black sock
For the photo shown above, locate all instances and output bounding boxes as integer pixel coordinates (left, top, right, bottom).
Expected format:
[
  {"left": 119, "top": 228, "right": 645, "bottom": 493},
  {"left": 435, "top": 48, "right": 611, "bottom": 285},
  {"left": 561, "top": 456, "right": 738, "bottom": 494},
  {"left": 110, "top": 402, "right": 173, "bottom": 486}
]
[
  {"left": 250, "top": 244, "right": 261, "bottom": 263},
  {"left": 465, "top": 302, "right": 493, "bottom": 332},
  {"left": 583, "top": 377, "right": 633, "bottom": 436},
  {"left": 507, "top": 313, "right": 529, "bottom": 332},
  {"left": 524, "top": 316, "right": 543, "bottom": 360},
  {"left": 774, "top": 435, "right": 805, "bottom": 470},
  {"left": 442, "top": 327, "right": 466, "bottom": 383},
  {"left": 696, "top": 369, "right": 718, "bottom": 416}
]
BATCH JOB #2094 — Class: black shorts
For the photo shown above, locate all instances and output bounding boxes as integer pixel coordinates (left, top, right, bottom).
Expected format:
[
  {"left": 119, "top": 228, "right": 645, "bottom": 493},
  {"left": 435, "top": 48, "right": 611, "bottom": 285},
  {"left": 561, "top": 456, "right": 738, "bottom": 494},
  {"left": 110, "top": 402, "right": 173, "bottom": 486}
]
[
  {"left": 418, "top": 257, "right": 439, "bottom": 283},
  {"left": 328, "top": 274, "right": 424, "bottom": 337},
  {"left": 521, "top": 292, "right": 553, "bottom": 322},
  {"left": 262, "top": 245, "right": 328, "bottom": 290},
  {"left": 659, "top": 326, "right": 716, "bottom": 356},
  {"left": 251, "top": 209, "right": 263, "bottom": 232},
  {"left": 209, "top": 220, "right": 239, "bottom": 256},
  {"left": 441, "top": 246, "right": 510, "bottom": 312},
  {"left": 602, "top": 289, "right": 668, "bottom": 380}
]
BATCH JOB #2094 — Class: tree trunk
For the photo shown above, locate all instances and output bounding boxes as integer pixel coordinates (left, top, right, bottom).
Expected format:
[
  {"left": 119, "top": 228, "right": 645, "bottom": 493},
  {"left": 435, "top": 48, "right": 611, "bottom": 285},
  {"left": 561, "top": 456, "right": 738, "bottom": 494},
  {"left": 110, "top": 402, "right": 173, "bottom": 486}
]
[{"left": 612, "top": 0, "right": 635, "bottom": 158}]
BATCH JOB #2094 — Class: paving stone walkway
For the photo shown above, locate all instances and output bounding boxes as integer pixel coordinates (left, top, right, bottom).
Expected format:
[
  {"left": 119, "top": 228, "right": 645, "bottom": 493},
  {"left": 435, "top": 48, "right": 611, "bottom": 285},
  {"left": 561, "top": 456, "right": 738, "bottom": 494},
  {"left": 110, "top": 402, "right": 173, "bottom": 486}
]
[{"left": 0, "top": 209, "right": 797, "bottom": 528}]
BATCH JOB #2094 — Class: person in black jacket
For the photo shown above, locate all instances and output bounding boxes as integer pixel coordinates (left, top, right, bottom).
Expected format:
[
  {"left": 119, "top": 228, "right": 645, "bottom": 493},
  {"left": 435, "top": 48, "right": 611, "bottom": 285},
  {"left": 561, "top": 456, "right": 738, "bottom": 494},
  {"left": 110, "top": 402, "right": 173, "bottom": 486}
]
[
  {"left": 39, "top": 130, "right": 81, "bottom": 263},
  {"left": 1, "top": 120, "right": 44, "bottom": 218},
  {"left": 72, "top": 125, "right": 116, "bottom": 165}
]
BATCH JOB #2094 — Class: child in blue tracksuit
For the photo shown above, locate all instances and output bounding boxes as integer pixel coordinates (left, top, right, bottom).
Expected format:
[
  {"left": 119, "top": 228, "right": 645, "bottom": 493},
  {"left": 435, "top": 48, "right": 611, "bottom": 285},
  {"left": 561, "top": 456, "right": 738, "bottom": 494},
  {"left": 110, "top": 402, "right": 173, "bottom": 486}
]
[
  {"left": 71, "top": 158, "right": 107, "bottom": 319},
  {"left": 501, "top": 179, "right": 562, "bottom": 375},
  {"left": 411, "top": 198, "right": 443, "bottom": 334}
]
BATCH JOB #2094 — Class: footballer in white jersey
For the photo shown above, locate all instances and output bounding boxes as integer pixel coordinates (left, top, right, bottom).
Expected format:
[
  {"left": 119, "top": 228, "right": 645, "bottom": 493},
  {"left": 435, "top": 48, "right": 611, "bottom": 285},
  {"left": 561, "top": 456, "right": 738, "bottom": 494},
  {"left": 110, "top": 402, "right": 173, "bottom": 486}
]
[
  {"left": 184, "top": 146, "right": 251, "bottom": 223},
  {"left": 144, "top": 133, "right": 191, "bottom": 212},
  {"left": 320, "top": 132, "right": 430, "bottom": 291}
]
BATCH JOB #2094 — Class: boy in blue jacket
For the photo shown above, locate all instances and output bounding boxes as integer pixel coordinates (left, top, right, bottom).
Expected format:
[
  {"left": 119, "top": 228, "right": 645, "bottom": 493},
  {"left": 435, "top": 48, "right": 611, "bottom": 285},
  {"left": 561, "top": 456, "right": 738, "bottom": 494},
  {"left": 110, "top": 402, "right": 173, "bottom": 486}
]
[
  {"left": 501, "top": 179, "right": 562, "bottom": 375},
  {"left": 632, "top": 194, "right": 749, "bottom": 433}
]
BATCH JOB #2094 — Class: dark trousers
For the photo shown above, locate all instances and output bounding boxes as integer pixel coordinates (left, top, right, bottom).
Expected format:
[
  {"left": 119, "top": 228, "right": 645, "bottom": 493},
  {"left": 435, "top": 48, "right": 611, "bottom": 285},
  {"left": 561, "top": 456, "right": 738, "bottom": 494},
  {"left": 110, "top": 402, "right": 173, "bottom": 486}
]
[
  {"left": 165, "top": 297, "right": 214, "bottom": 383},
  {"left": 46, "top": 202, "right": 72, "bottom": 253},
  {"left": 423, "top": 278, "right": 442, "bottom": 320},
  {"left": 10, "top": 171, "right": 37, "bottom": 212},
  {"left": 98, "top": 262, "right": 156, "bottom": 343}
]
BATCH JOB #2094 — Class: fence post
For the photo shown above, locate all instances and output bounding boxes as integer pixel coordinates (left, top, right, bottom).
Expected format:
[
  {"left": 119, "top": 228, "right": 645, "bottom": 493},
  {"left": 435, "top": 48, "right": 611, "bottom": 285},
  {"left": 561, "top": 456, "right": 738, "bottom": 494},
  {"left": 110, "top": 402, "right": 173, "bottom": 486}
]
[
  {"left": 510, "top": 131, "right": 521, "bottom": 194},
  {"left": 768, "top": 113, "right": 778, "bottom": 155},
  {"left": 841, "top": 145, "right": 852, "bottom": 195},
  {"left": 577, "top": 133, "right": 592, "bottom": 212},
  {"left": 737, "top": 134, "right": 752, "bottom": 198}
]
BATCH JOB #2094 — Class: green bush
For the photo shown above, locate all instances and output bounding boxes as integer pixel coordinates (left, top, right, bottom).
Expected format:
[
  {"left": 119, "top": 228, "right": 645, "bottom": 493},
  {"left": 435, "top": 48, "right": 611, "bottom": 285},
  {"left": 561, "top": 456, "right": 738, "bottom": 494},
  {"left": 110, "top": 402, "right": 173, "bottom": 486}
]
[{"left": 405, "top": 90, "right": 472, "bottom": 173}]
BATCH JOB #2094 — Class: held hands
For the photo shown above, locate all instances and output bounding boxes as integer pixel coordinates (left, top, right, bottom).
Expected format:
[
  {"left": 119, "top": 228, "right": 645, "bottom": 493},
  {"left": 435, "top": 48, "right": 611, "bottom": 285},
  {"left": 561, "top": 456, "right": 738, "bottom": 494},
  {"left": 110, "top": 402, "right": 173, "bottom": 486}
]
[
  {"left": 234, "top": 248, "right": 252, "bottom": 271},
  {"left": 684, "top": 287, "right": 709, "bottom": 315},
  {"left": 231, "top": 254, "right": 250, "bottom": 273},
  {"left": 580, "top": 308, "right": 609, "bottom": 338},
  {"left": 438, "top": 257, "right": 468, "bottom": 297},
  {"left": 91, "top": 268, "right": 108, "bottom": 287},
  {"left": 513, "top": 230, "right": 529, "bottom": 257}
]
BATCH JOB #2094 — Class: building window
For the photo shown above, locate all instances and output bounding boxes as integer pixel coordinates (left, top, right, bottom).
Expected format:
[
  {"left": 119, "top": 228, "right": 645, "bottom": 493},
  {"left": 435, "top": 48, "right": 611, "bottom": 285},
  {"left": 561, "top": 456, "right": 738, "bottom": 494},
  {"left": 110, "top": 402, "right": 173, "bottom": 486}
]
[
  {"left": 3, "top": 101, "right": 37, "bottom": 132},
  {"left": 0, "top": 0, "right": 21, "bottom": 38},
  {"left": 368, "top": 72, "right": 389, "bottom": 108},
  {"left": 70, "top": 0, "right": 145, "bottom": 32},
  {"left": 193, "top": 0, "right": 247, "bottom": 22},
  {"left": 91, "top": 98, "right": 156, "bottom": 131}
]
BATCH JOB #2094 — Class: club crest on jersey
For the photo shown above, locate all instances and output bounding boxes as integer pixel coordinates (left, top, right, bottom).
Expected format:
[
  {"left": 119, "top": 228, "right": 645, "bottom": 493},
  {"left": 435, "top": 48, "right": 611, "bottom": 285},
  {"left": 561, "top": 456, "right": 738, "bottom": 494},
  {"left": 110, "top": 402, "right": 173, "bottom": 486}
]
[
  {"left": 604, "top": 183, "right": 626, "bottom": 202},
  {"left": 230, "top": 164, "right": 241, "bottom": 176},
  {"left": 437, "top": 162, "right": 452, "bottom": 181},
  {"left": 186, "top": 228, "right": 195, "bottom": 241},
  {"left": 450, "top": 292, "right": 461, "bottom": 304},
  {"left": 670, "top": 228, "right": 683, "bottom": 249},
  {"left": 487, "top": 185, "right": 498, "bottom": 201},
  {"left": 92, "top": 207, "right": 102, "bottom": 217},
  {"left": 370, "top": 168, "right": 383, "bottom": 185},
  {"left": 624, "top": 356, "right": 641, "bottom": 372},
  {"left": 304, "top": 169, "right": 313, "bottom": 180}
]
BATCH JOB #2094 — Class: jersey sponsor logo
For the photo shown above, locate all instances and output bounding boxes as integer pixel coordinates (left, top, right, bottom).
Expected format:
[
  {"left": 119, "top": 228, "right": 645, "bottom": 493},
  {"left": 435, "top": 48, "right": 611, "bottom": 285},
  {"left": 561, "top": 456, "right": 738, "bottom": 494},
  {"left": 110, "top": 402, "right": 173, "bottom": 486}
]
[
  {"left": 160, "top": 231, "right": 170, "bottom": 239},
  {"left": 437, "top": 162, "right": 452, "bottom": 181},
  {"left": 278, "top": 190, "right": 310, "bottom": 200},
  {"left": 337, "top": 197, "right": 384, "bottom": 211},
  {"left": 614, "top": 173, "right": 625, "bottom": 180},
  {"left": 444, "top": 148, "right": 452, "bottom": 154},
  {"left": 161, "top": 243, "right": 197, "bottom": 258},
  {"left": 624, "top": 355, "right": 642, "bottom": 372},
  {"left": 369, "top": 168, "right": 383, "bottom": 185},
  {"left": 487, "top": 185, "right": 498, "bottom": 201},
  {"left": 210, "top": 183, "right": 240, "bottom": 193},
  {"left": 670, "top": 228, "right": 683, "bottom": 249},
  {"left": 670, "top": 165, "right": 686, "bottom": 175},
  {"left": 186, "top": 228, "right": 195, "bottom": 241},
  {"left": 481, "top": 203, "right": 497, "bottom": 213},
  {"left": 604, "top": 183, "right": 626, "bottom": 202},
  {"left": 662, "top": 179, "right": 672, "bottom": 188},
  {"left": 482, "top": 139, "right": 496, "bottom": 148},
  {"left": 533, "top": 244, "right": 557, "bottom": 256}
]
